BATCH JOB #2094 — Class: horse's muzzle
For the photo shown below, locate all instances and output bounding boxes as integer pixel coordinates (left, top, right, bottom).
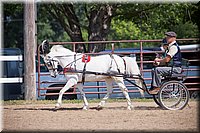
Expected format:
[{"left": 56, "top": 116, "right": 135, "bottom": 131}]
[
  {"left": 50, "top": 71, "right": 58, "bottom": 78},
  {"left": 51, "top": 74, "right": 57, "bottom": 78}
]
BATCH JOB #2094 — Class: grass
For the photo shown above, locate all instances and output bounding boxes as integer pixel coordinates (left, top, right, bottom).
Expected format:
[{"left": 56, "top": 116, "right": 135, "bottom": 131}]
[{"left": 2, "top": 98, "right": 154, "bottom": 105}]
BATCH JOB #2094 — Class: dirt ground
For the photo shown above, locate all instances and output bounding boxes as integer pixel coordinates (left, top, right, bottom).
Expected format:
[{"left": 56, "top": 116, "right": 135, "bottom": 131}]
[{"left": 2, "top": 101, "right": 199, "bottom": 132}]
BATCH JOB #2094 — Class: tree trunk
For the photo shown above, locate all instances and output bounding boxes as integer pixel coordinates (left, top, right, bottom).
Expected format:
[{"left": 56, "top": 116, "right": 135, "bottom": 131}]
[
  {"left": 88, "top": 4, "right": 114, "bottom": 52},
  {"left": 62, "top": 4, "right": 85, "bottom": 52},
  {"left": 46, "top": 4, "right": 115, "bottom": 53}
]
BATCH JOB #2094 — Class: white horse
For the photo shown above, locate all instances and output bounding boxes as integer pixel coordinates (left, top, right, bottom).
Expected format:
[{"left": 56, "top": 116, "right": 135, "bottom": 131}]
[{"left": 41, "top": 40, "right": 144, "bottom": 110}]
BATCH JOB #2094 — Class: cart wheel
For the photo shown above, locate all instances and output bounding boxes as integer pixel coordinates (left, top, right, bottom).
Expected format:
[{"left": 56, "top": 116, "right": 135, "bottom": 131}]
[
  {"left": 152, "top": 94, "right": 161, "bottom": 107},
  {"left": 158, "top": 80, "right": 189, "bottom": 110}
]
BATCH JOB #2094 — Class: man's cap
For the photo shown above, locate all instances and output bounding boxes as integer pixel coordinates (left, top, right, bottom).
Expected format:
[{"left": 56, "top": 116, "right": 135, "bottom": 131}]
[
  {"left": 165, "top": 31, "right": 177, "bottom": 37},
  {"left": 161, "top": 38, "right": 168, "bottom": 45}
]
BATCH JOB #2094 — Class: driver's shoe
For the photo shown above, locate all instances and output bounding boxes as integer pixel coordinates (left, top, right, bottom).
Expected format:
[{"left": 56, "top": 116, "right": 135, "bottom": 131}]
[{"left": 149, "top": 87, "right": 160, "bottom": 94}]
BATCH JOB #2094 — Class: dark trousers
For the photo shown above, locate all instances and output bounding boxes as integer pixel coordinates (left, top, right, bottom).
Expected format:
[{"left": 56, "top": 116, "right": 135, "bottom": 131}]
[{"left": 151, "top": 66, "right": 182, "bottom": 88}]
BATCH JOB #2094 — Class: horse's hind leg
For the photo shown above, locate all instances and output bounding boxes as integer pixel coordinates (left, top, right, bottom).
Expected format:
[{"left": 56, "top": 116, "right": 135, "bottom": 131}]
[
  {"left": 97, "top": 78, "right": 113, "bottom": 110},
  {"left": 76, "top": 83, "right": 89, "bottom": 110},
  {"left": 114, "top": 77, "right": 133, "bottom": 110}
]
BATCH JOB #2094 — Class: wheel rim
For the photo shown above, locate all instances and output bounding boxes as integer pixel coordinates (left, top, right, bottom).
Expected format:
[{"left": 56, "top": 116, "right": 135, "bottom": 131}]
[
  {"left": 159, "top": 81, "right": 189, "bottom": 110},
  {"left": 152, "top": 94, "right": 161, "bottom": 107}
]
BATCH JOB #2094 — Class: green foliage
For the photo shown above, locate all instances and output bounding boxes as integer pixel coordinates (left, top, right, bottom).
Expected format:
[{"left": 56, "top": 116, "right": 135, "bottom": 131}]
[
  {"left": 37, "top": 22, "right": 55, "bottom": 42},
  {"left": 37, "top": 5, "right": 71, "bottom": 44},
  {"left": 108, "top": 18, "right": 166, "bottom": 48},
  {"left": 108, "top": 3, "right": 199, "bottom": 48},
  {"left": 3, "top": 3, "right": 23, "bottom": 16},
  {"left": 140, "top": 3, "right": 199, "bottom": 39},
  {"left": 173, "top": 22, "right": 199, "bottom": 38},
  {"left": 37, "top": 21, "right": 71, "bottom": 43},
  {"left": 3, "top": 3, "right": 24, "bottom": 49},
  {"left": 109, "top": 19, "right": 140, "bottom": 40},
  {"left": 108, "top": 19, "right": 141, "bottom": 48}
]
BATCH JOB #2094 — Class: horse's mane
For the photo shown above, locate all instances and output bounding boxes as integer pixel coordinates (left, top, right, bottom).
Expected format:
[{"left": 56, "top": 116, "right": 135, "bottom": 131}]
[{"left": 50, "top": 45, "right": 75, "bottom": 56}]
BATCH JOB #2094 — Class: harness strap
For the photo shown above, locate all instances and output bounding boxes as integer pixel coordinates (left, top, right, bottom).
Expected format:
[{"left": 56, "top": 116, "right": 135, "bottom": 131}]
[
  {"left": 82, "top": 63, "right": 87, "bottom": 85},
  {"left": 122, "top": 58, "right": 126, "bottom": 74},
  {"left": 64, "top": 69, "right": 142, "bottom": 79},
  {"left": 81, "top": 54, "right": 92, "bottom": 84},
  {"left": 107, "top": 54, "right": 113, "bottom": 73},
  {"left": 109, "top": 54, "right": 121, "bottom": 74},
  {"left": 63, "top": 56, "right": 82, "bottom": 70},
  {"left": 74, "top": 54, "right": 77, "bottom": 70}
]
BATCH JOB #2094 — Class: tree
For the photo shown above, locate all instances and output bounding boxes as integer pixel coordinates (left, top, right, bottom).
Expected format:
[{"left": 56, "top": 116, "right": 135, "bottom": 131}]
[
  {"left": 43, "top": 3, "right": 199, "bottom": 51},
  {"left": 37, "top": 5, "right": 71, "bottom": 45},
  {"left": 3, "top": 3, "right": 199, "bottom": 49},
  {"left": 43, "top": 3, "right": 163, "bottom": 52},
  {"left": 191, "top": 2, "right": 200, "bottom": 37},
  {"left": 42, "top": 3, "right": 117, "bottom": 52},
  {"left": 41, "top": 3, "right": 85, "bottom": 52},
  {"left": 86, "top": 4, "right": 116, "bottom": 52},
  {"left": 110, "top": 3, "right": 199, "bottom": 47},
  {"left": 3, "top": 4, "right": 24, "bottom": 49}
]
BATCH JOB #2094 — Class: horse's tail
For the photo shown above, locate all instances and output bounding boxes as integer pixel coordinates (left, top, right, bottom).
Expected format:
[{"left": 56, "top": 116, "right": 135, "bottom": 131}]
[{"left": 122, "top": 56, "right": 145, "bottom": 97}]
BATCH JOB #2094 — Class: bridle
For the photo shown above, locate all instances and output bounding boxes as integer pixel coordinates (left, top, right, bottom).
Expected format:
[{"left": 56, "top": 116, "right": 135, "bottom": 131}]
[
  {"left": 44, "top": 56, "right": 63, "bottom": 78},
  {"left": 45, "top": 57, "right": 59, "bottom": 71},
  {"left": 44, "top": 54, "right": 83, "bottom": 76}
]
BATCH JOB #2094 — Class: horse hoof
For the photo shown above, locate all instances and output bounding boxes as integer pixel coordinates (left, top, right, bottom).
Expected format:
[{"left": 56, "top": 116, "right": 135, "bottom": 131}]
[
  {"left": 82, "top": 106, "right": 89, "bottom": 110},
  {"left": 55, "top": 103, "right": 61, "bottom": 109},
  {"left": 53, "top": 108, "right": 58, "bottom": 112},
  {"left": 127, "top": 106, "right": 134, "bottom": 110},
  {"left": 96, "top": 105, "right": 103, "bottom": 111}
]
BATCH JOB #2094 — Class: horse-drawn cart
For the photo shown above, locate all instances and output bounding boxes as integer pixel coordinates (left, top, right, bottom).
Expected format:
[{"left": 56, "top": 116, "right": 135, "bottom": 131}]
[{"left": 39, "top": 40, "right": 190, "bottom": 110}]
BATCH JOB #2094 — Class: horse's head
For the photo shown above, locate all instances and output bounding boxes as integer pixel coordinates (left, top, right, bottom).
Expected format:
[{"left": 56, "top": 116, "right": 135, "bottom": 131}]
[
  {"left": 40, "top": 40, "right": 60, "bottom": 78},
  {"left": 43, "top": 55, "right": 59, "bottom": 78},
  {"left": 40, "top": 40, "right": 75, "bottom": 77}
]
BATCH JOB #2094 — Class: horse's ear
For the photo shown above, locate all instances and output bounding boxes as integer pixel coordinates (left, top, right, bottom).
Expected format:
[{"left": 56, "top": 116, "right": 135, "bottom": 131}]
[{"left": 40, "top": 40, "right": 49, "bottom": 55}]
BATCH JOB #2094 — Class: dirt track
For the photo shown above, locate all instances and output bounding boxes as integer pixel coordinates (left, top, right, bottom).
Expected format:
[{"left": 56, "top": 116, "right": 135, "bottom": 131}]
[{"left": 2, "top": 101, "right": 199, "bottom": 132}]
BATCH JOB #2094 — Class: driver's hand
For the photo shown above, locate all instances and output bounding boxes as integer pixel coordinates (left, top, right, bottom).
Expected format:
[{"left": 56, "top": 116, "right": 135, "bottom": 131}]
[{"left": 153, "top": 58, "right": 161, "bottom": 66}]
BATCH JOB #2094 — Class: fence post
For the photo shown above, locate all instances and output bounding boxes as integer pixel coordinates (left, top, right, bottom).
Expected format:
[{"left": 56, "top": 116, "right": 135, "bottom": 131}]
[
  {"left": 24, "top": 0, "right": 36, "bottom": 100},
  {"left": 73, "top": 43, "right": 76, "bottom": 52},
  {"left": 140, "top": 41, "right": 143, "bottom": 76}
]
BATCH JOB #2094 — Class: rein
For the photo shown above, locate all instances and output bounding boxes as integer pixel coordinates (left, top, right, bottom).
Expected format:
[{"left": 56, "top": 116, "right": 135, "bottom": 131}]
[
  {"left": 53, "top": 53, "right": 82, "bottom": 58},
  {"left": 55, "top": 53, "right": 82, "bottom": 72}
]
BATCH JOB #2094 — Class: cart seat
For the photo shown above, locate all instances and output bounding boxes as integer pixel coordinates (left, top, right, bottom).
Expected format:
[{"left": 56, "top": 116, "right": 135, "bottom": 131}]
[{"left": 164, "top": 73, "right": 186, "bottom": 80}]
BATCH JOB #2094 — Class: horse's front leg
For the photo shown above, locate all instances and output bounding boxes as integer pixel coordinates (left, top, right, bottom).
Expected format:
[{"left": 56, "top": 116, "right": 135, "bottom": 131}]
[
  {"left": 55, "top": 77, "right": 77, "bottom": 109},
  {"left": 97, "top": 78, "right": 113, "bottom": 110},
  {"left": 76, "top": 83, "right": 89, "bottom": 110}
]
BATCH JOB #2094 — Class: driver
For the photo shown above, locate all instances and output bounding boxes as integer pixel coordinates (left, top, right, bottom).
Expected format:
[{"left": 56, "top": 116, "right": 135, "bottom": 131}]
[{"left": 149, "top": 31, "right": 182, "bottom": 94}]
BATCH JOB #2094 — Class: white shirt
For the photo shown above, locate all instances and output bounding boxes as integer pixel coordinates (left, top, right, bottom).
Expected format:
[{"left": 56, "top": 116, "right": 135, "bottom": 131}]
[{"left": 166, "top": 41, "right": 178, "bottom": 58}]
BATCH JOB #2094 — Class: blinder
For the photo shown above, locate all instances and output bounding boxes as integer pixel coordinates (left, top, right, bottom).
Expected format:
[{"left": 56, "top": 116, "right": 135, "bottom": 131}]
[{"left": 45, "top": 58, "right": 59, "bottom": 71}]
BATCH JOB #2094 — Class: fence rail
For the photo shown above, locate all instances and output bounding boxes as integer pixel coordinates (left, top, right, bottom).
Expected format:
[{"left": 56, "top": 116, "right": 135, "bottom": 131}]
[{"left": 0, "top": 55, "right": 23, "bottom": 84}]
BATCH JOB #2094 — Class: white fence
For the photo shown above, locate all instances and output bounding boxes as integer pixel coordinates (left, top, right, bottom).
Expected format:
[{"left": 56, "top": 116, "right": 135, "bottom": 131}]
[{"left": 0, "top": 55, "right": 23, "bottom": 83}]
